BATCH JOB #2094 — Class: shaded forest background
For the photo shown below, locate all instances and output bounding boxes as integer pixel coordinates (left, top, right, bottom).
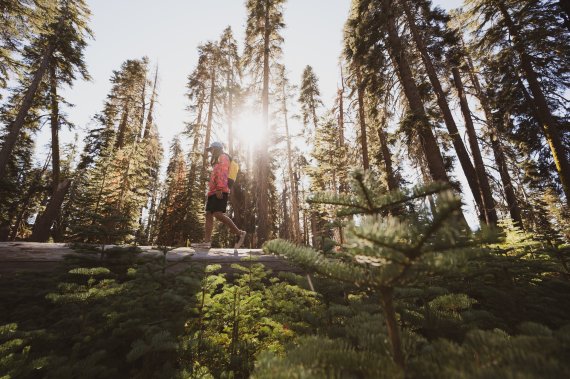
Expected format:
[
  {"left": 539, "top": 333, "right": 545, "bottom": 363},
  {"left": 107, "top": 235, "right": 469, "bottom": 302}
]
[{"left": 0, "top": 0, "right": 569, "bottom": 249}]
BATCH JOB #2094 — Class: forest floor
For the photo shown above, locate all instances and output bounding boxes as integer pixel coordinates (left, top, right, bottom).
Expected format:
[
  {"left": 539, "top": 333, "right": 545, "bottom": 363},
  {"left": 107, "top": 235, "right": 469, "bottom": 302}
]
[{"left": 0, "top": 242, "right": 293, "bottom": 273}]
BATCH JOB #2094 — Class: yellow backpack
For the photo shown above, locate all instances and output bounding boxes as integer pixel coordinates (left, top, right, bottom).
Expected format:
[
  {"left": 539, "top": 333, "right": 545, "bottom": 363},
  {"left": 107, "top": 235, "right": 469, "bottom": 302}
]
[{"left": 223, "top": 154, "right": 240, "bottom": 189}]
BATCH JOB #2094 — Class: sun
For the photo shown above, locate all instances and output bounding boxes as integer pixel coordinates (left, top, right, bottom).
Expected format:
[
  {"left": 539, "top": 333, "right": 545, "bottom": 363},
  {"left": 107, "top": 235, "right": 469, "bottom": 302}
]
[{"left": 232, "top": 112, "right": 266, "bottom": 148}]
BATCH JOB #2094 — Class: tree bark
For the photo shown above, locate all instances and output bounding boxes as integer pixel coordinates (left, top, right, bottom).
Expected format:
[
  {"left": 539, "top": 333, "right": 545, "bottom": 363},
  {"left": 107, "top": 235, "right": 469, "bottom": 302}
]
[
  {"left": 115, "top": 104, "right": 130, "bottom": 150},
  {"left": 0, "top": 42, "right": 56, "bottom": 178},
  {"left": 49, "top": 61, "right": 61, "bottom": 194},
  {"left": 498, "top": 3, "right": 570, "bottom": 205},
  {"left": 256, "top": 0, "right": 272, "bottom": 245},
  {"left": 200, "top": 68, "right": 216, "bottom": 196},
  {"left": 465, "top": 55, "right": 524, "bottom": 228},
  {"left": 337, "top": 76, "right": 349, "bottom": 194},
  {"left": 227, "top": 70, "right": 234, "bottom": 156},
  {"left": 384, "top": 0, "right": 449, "bottom": 184},
  {"left": 282, "top": 79, "right": 302, "bottom": 243},
  {"left": 451, "top": 66, "right": 498, "bottom": 226},
  {"left": 377, "top": 114, "right": 399, "bottom": 192},
  {"left": 356, "top": 70, "right": 370, "bottom": 170},
  {"left": 379, "top": 286, "right": 405, "bottom": 369},
  {"left": 143, "top": 67, "right": 158, "bottom": 140},
  {"left": 403, "top": 1, "right": 487, "bottom": 223},
  {"left": 30, "top": 179, "right": 71, "bottom": 242}
]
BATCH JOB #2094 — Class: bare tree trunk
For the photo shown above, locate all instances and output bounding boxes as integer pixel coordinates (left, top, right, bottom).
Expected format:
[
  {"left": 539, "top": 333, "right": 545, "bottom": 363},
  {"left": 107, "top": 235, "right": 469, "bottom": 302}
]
[
  {"left": 30, "top": 62, "right": 72, "bottom": 242},
  {"left": 30, "top": 179, "right": 71, "bottom": 242},
  {"left": 256, "top": 0, "right": 272, "bottom": 245},
  {"left": 283, "top": 84, "right": 302, "bottom": 243},
  {"left": 356, "top": 70, "right": 370, "bottom": 170},
  {"left": 498, "top": 3, "right": 570, "bottom": 205},
  {"left": 379, "top": 286, "right": 405, "bottom": 369},
  {"left": 384, "top": 0, "right": 449, "bottom": 184},
  {"left": 403, "top": 1, "right": 487, "bottom": 223},
  {"left": 200, "top": 69, "right": 216, "bottom": 197},
  {"left": 377, "top": 114, "right": 399, "bottom": 192},
  {"left": 451, "top": 66, "right": 498, "bottom": 226},
  {"left": 0, "top": 43, "right": 56, "bottom": 178},
  {"left": 143, "top": 67, "right": 159, "bottom": 140},
  {"left": 49, "top": 62, "right": 61, "bottom": 194},
  {"left": 115, "top": 104, "right": 130, "bottom": 150},
  {"left": 465, "top": 55, "right": 524, "bottom": 228},
  {"left": 227, "top": 71, "right": 234, "bottom": 156}
]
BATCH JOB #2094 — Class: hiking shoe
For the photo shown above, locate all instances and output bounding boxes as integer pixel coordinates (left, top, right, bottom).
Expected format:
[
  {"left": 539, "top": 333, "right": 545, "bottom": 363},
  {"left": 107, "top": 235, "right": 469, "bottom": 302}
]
[
  {"left": 192, "top": 242, "right": 211, "bottom": 249},
  {"left": 234, "top": 230, "right": 247, "bottom": 249}
]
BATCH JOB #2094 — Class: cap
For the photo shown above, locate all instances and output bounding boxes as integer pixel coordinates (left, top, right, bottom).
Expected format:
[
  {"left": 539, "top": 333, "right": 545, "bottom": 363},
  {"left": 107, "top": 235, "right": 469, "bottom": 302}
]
[{"left": 206, "top": 141, "right": 224, "bottom": 151}]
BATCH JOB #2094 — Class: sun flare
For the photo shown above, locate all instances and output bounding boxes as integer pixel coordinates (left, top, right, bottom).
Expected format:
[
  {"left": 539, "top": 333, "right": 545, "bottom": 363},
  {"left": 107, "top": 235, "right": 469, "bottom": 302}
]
[{"left": 232, "top": 112, "right": 266, "bottom": 148}]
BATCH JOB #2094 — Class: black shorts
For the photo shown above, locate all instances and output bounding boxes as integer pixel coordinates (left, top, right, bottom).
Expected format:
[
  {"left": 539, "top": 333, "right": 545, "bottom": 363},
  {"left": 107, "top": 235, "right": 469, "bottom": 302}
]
[{"left": 205, "top": 193, "right": 229, "bottom": 213}]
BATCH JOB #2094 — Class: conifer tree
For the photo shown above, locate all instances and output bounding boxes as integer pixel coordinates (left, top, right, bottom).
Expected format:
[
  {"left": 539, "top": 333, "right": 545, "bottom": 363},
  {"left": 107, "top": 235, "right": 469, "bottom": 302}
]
[
  {"left": 156, "top": 137, "right": 188, "bottom": 246},
  {"left": 401, "top": 0, "right": 497, "bottom": 226},
  {"left": 276, "top": 64, "right": 302, "bottom": 243},
  {"left": 0, "top": 0, "right": 39, "bottom": 92},
  {"left": 298, "top": 65, "right": 323, "bottom": 141},
  {"left": 243, "top": 0, "right": 286, "bottom": 245},
  {"left": 345, "top": 0, "right": 452, "bottom": 188},
  {"left": 68, "top": 57, "right": 160, "bottom": 244},
  {"left": 0, "top": 0, "right": 92, "bottom": 178},
  {"left": 219, "top": 26, "right": 241, "bottom": 156},
  {"left": 466, "top": 0, "right": 570, "bottom": 204}
]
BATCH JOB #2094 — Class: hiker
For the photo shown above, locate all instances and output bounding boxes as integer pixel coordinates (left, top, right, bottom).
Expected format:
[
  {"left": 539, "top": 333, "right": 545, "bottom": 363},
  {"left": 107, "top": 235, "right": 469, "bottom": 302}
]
[{"left": 193, "top": 141, "right": 246, "bottom": 249}]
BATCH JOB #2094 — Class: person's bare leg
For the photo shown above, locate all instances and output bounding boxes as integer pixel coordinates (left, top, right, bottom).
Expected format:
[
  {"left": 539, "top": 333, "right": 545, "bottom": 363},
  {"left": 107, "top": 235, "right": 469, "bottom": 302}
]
[
  {"left": 204, "top": 212, "right": 214, "bottom": 242},
  {"left": 213, "top": 212, "right": 241, "bottom": 235}
]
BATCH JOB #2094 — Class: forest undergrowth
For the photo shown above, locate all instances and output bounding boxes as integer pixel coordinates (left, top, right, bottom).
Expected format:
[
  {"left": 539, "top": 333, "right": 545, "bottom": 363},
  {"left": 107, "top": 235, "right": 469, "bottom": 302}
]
[{"left": 2, "top": 173, "right": 570, "bottom": 378}]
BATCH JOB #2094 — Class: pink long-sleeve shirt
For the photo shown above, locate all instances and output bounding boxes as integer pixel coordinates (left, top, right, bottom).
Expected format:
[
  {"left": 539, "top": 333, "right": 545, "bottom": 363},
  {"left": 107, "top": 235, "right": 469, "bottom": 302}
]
[{"left": 208, "top": 154, "right": 230, "bottom": 196}]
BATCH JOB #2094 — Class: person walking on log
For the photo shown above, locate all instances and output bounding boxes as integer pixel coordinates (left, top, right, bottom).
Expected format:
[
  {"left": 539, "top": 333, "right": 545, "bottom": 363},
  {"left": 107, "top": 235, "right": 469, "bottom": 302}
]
[{"left": 193, "top": 142, "right": 246, "bottom": 249}]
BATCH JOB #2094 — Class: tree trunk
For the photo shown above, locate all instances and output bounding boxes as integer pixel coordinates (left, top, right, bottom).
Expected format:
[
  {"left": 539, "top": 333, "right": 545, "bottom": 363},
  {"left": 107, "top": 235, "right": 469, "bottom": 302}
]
[
  {"left": 115, "top": 104, "right": 130, "bottom": 149},
  {"left": 337, "top": 78, "right": 349, "bottom": 194},
  {"left": 451, "top": 66, "right": 498, "bottom": 226},
  {"left": 256, "top": 0, "right": 272, "bottom": 245},
  {"left": 143, "top": 67, "right": 158, "bottom": 140},
  {"left": 377, "top": 114, "right": 399, "bottom": 192},
  {"left": 403, "top": 1, "right": 487, "bottom": 223},
  {"left": 498, "top": 3, "right": 570, "bottom": 205},
  {"left": 200, "top": 69, "right": 216, "bottom": 196},
  {"left": 465, "top": 55, "right": 524, "bottom": 228},
  {"left": 227, "top": 71, "right": 234, "bottom": 156},
  {"left": 30, "top": 179, "right": 71, "bottom": 242},
  {"left": 283, "top": 81, "right": 302, "bottom": 243},
  {"left": 0, "top": 42, "right": 56, "bottom": 178},
  {"left": 384, "top": 0, "right": 449, "bottom": 184},
  {"left": 49, "top": 62, "right": 61, "bottom": 194},
  {"left": 356, "top": 70, "right": 370, "bottom": 170},
  {"left": 379, "top": 286, "right": 405, "bottom": 369}
]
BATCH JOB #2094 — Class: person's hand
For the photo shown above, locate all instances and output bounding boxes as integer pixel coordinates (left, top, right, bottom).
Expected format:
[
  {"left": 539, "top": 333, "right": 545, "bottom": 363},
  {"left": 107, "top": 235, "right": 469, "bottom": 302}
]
[{"left": 216, "top": 190, "right": 223, "bottom": 199}]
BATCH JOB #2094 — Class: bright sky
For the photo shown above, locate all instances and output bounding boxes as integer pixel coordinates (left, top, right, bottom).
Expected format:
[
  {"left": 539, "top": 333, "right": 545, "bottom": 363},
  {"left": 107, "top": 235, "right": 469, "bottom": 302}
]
[{"left": 53, "top": 0, "right": 464, "bottom": 151}]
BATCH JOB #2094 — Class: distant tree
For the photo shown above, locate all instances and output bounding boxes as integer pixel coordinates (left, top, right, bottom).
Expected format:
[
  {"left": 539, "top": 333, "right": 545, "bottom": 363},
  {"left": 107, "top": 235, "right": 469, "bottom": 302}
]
[
  {"left": 401, "top": 0, "right": 497, "bottom": 226},
  {"left": 275, "top": 64, "right": 302, "bottom": 243},
  {"left": 0, "top": 0, "right": 92, "bottom": 179},
  {"left": 466, "top": 0, "right": 570, "bottom": 205},
  {"left": 243, "top": 0, "right": 286, "bottom": 245},
  {"left": 219, "top": 26, "right": 241, "bottom": 156},
  {"left": 156, "top": 137, "right": 188, "bottom": 246},
  {"left": 298, "top": 65, "right": 323, "bottom": 139}
]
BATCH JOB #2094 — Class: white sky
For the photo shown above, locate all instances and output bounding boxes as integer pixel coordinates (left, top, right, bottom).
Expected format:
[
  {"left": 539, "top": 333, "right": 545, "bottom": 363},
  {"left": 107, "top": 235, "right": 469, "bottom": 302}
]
[
  {"left": 32, "top": 0, "right": 476, "bottom": 225},
  {"left": 51, "top": 0, "right": 464, "bottom": 151}
]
